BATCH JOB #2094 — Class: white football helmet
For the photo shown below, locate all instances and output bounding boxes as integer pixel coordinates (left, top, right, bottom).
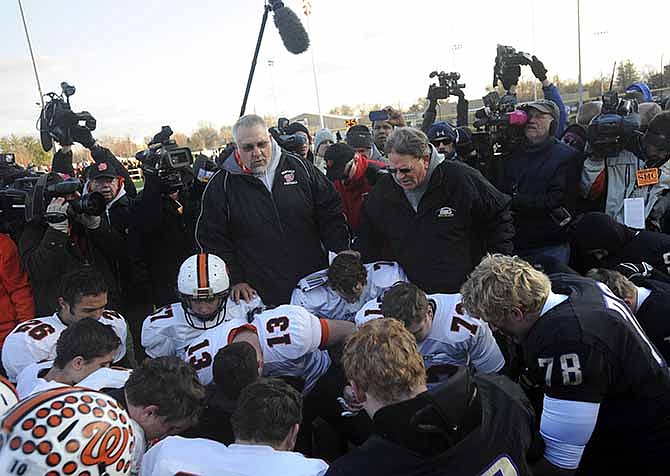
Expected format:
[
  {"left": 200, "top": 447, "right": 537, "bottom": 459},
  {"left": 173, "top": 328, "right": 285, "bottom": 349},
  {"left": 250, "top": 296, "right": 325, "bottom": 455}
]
[
  {"left": 178, "top": 253, "right": 231, "bottom": 329},
  {"left": 0, "top": 376, "right": 18, "bottom": 416},
  {"left": 0, "top": 387, "right": 135, "bottom": 476}
]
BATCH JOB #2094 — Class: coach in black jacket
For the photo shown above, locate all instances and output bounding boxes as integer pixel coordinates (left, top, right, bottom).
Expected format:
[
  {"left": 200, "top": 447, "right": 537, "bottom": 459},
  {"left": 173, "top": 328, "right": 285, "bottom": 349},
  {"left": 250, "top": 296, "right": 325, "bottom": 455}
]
[
  {"left": 355, "top": 127, "right": 514, "bottom": 294},
  {"left": 196, "top": 115, "right": 349, "bottom": 306}
]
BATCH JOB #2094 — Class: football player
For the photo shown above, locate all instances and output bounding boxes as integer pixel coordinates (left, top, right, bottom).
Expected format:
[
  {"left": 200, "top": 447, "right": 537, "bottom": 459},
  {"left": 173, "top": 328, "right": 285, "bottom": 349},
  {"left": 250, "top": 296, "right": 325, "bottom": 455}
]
[
  {"left": 326, "top": 319, "right": 541, "bottom": 476},
  {"left": 15, "top": 318, "right": 122, "bottom": 398},
  {"left": 0, "top": 387, "right": 136, "bottom": 475},
  {"left": 1, "top": 267, "right": 128, "bottom": 382},
  {"left": 354, "top": 283, "right": 505, "bottom": 374},
  {"left": 141, "top": 253, "right": 264, "bottom": 359},
  {"left": 290, "top": 253, "right": 407, "bottom": 322},
  {"left": 182, "top": 304, "right": 354, "bottom": 391},
  {"left": 461, "top": 254, "right": 670, "bottom": 475},
  {"left": 587, "top": 263, "right": 670, "bottom": 362},
  {"left": 141, "top": 379, "right": 328, "bottom": 476},
  {"left": 104, "top": 357, "right": 205, "bottom": 474}
]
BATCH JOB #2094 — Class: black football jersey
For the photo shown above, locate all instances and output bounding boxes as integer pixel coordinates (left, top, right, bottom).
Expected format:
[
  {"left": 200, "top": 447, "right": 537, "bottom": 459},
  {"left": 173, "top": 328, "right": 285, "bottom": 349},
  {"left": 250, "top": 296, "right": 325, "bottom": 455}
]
[
  {"left": 622, "top": 230, "right": 670, "bottom": 276},
  {"left": 523, "top": 273, "right": 670, "bottom": 469},
  {"left": 630, "top": 276, "right": 670, "bottom": 363}
]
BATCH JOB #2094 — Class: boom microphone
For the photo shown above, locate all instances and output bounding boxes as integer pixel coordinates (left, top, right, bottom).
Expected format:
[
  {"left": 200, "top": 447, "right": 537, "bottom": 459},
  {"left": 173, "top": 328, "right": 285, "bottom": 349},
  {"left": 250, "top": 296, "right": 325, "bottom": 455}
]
[{"left": 270, "top": 0, "right": 310, "bottom": 54}]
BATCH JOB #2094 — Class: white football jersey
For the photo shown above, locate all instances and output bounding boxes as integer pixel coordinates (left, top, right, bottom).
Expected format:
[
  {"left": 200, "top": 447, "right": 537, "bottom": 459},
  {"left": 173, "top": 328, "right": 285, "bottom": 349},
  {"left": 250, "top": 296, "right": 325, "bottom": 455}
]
[
  {"left": 142, "top": 297, "right": 263, "bottom": 359},
  {"left": 140, "top": 437, "right": 328, "bottom": 476},
  {"left": 355, "top": 293, "right": 505, "bottom": 373},
  {"left": 290, "top": 261, "right": 408, "bottom": 321},
  {"left": 183, "top": 305, "right": 331, "bottom": 393},
  {"left": 1, "top": 311, "right": 128, "bottom": 382},
  {"left": 16, "top": 361, "right": 133, "bottom": 399}
]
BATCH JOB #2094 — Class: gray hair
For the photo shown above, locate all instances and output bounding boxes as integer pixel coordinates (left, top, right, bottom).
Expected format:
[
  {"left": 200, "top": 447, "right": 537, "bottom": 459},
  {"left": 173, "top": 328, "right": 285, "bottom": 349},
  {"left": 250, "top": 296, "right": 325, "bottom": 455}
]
[
  {"left": 577, "top": 101, "right": 602, "bottom": 126},
  {"left": 384, "top": 127, "right": 430, "bottom": 158},
  {"left": 233, "top": 114, "right": 268, "bottom": 143},
  {"left": 639, "top": 102, "right": 662, "bottom": 128}
]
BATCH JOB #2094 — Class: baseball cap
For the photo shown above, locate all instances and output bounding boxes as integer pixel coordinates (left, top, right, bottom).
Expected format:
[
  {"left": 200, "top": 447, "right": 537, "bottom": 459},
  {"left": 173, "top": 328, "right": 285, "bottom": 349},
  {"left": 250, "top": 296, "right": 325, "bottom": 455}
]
[
  {"left": 86, "top": 161, "right": 118, "bottom": 180},
  {"left": 325, "top": 142, "right": 355, "bottom": 181},
  {"left": 427, "top": 121, "right": 457, "bottom": 142},
  {"left": 519, "top": 99, "right": 559, "bottom": 123},
  {"left": 345, "top": 125, "right": 373, "bottom": 149}
]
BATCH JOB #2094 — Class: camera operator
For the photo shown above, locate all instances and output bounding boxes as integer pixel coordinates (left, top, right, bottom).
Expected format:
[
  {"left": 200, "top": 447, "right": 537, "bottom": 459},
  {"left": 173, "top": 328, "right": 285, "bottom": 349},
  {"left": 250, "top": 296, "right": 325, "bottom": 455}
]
[
  {"left": 580, "top": 111, "right": 670, "bottom": 231},
  {"left": 18, "top": 173, "right": 122, "bottom": 316},
  {"left": 500, "top": 99, "right": 580, "bottom": 264},
  {"left": 129, "top": 150, "right": 198, "bottom": 309}
]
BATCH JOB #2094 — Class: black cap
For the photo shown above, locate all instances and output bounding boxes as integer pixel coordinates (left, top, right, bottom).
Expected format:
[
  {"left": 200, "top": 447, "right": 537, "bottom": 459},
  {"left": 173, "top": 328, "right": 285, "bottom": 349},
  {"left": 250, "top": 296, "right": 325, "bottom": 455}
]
[
  {"left": 86, "top": 161, "right": 117, "bottom": 180},
  {"left": 325, "top": 142, "right": 355, "bottom": 181},
  {"left": 345, "top": 125, "right": 373, "bottom": 149}
]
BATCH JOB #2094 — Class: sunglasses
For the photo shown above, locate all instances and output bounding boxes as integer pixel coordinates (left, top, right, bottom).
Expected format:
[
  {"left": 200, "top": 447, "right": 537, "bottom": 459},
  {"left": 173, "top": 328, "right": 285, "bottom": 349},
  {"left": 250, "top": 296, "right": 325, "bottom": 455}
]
[
  {"left": 240, "top": 140, "right": 270, "bottom": 152},
  {"left": 388, "top": 166, "right": 414, "bottom": 175},
  {"left": 431, "top": 138, "right": 453, "bottom": 147}
]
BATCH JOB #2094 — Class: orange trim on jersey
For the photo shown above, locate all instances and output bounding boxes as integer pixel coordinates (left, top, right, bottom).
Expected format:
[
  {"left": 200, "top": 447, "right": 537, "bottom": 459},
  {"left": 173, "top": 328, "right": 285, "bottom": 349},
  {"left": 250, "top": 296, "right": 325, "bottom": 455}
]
[
  {"left": 318, "top": 319, "right": 330, "bottom": 350},
  {"left": 227, "top": 324, "right": 258, "bottom": 345},
  {"left": 2, "top": 387, "right": 82, "bottom": 432},
  {"left": 197, "top": 253, "right": 209, "bottom": 289}
]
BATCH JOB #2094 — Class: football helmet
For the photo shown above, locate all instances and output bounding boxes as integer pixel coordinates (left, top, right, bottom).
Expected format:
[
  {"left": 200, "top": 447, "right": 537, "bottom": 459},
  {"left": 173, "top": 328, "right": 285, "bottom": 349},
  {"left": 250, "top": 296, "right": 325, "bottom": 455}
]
[
  {"left": 0, "top": 376, "right": 18, "bottom": 417},
  {"left": 0, "top": 387, "right": 135, "bottom": 475},
  {"left": 178, "top": 253, "right": 230, "bottom": 329}
]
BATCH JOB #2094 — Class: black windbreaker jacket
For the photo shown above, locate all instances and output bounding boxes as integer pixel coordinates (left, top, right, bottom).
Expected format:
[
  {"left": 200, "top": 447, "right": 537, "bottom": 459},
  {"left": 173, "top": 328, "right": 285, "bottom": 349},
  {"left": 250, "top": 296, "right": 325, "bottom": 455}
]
[
  {"left": 356, "top": 159, "right": 514, "bottom": 293},
  {"left": 196, "top": 148, "right": 349, "bottom": 305}
]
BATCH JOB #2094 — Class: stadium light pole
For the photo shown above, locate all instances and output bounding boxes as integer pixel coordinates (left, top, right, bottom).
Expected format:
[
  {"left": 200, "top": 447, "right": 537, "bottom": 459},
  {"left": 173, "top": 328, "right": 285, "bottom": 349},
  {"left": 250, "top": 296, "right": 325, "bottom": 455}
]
[
  {"left": 303, "top": 1, "right": 324, "bottom": 129},
  {"left": 577, "top": 0, "right": 583, "bottom": 108}
]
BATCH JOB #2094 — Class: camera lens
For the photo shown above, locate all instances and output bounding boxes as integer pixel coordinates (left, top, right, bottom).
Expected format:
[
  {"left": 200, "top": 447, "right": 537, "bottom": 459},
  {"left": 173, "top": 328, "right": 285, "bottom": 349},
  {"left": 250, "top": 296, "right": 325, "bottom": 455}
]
[{"left": 69, "top": 192, "right": 106, "bottom": 216}]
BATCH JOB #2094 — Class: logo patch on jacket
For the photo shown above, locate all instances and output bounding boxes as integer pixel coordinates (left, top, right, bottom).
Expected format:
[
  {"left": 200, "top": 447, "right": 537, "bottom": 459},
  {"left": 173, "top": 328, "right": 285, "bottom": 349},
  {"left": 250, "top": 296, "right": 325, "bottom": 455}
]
[
  {"left": 282, "top": 169, "right": 297, "bottom": 185},
  {"left": 437, "top": 207, "right": 454, "bottom": 218}
]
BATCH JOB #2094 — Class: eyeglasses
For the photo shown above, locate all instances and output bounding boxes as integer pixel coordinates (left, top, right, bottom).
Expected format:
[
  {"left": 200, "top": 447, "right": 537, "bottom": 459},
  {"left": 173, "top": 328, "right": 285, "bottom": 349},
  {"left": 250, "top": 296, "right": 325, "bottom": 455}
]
[
  {"left": 387, "top": 166, "right": 414, "bottom": 175},
  {"left": 240, "top": 140, "right": 270, "bottom": 152},
  {"left": 431, "top": 139, "right": 453, "bottom": 147}
]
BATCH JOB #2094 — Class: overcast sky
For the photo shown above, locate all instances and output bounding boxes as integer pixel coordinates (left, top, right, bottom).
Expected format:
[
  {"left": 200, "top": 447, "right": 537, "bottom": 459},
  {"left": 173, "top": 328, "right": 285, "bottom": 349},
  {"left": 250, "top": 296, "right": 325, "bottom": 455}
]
[{"left": 1, "top": 0, "right": 668, "bottom": 140}]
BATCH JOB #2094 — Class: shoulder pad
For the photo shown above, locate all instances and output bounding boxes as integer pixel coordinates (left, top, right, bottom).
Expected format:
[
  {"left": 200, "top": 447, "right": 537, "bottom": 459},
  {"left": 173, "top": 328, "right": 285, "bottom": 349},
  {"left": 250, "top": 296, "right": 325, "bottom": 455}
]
[{"left": 298, "top": 269, "right": 329, "bottom": 292}]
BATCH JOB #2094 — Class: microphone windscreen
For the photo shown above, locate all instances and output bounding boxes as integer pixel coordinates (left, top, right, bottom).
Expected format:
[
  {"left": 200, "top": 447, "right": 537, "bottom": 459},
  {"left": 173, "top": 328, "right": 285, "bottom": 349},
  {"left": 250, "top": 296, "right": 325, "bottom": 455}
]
[{"left": 273, "top": 6, "right": 310, "bottom": 54}]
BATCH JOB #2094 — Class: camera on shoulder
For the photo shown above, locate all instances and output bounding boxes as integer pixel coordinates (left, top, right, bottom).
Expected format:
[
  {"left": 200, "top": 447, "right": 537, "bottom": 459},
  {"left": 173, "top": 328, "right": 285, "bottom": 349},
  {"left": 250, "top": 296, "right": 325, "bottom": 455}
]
[
  {"left": 135, "top": 126, "right": 194, "bottom": 193},
  {"left": 38, "top": 82, "right": 96, "bottom": 152}
]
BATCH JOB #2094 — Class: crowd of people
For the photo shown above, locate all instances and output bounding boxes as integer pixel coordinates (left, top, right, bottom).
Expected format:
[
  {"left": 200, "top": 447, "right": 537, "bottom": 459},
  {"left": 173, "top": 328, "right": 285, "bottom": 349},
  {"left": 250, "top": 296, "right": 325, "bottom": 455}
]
[{"left": 1, "top": 54, "right": 670, "bottom": 476}]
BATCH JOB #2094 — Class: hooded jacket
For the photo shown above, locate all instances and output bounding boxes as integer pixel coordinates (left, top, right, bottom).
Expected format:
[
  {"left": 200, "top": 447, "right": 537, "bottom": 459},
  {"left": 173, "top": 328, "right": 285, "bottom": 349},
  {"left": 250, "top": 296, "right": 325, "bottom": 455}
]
[
  {"left": 356, "top": 146, "right": 514, "bottom": 294},
  {"left": 332, "top": 155, "right": 386, "bottom": 234},
  {"left": 196, "top": 139, "right": 350, "bottom": 305},
  {"left": 325, "top": 373, "right": 539, "bottom": 476}
]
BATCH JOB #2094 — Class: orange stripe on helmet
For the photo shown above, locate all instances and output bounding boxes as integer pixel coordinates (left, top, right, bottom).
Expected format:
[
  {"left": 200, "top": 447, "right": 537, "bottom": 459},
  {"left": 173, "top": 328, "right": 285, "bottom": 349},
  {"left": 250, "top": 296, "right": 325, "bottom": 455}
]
[{"left": 198, "top": 253, "right": 209, "bottom": 290}]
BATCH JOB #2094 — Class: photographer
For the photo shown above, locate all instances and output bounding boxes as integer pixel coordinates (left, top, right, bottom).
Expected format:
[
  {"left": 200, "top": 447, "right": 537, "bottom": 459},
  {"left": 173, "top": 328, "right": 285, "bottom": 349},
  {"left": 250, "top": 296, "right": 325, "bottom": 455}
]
[
  {"left": 18, "top": 173, "right": 122, "bottom": 315},
  {"left": 500, "top": 99, "right": 580, "bottom": 264},
  {"left": 129, "top": 152, "right": 198, "bottom": 309},
  {"left": 284, "top": 122, "right": 314, "bottom": 163},
  {"left": 580, "top": 111, "right": 670, "bottom": 231}
]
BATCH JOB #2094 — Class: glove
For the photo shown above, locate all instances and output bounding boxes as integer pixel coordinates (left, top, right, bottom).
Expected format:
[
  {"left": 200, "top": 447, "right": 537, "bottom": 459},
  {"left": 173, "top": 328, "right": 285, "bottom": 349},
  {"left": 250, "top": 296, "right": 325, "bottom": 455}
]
[
  {"left": 75, "top": 213, "right": 102, "bottom": 230},
  {"left": 45, "top": 198, "right": 69, "bottom": 234},
  {"left": 71, "top": 125, "right": 96, "bottom": 149},
  {"left": 530, "top": 55, "right": 548, "bottom": 82}
]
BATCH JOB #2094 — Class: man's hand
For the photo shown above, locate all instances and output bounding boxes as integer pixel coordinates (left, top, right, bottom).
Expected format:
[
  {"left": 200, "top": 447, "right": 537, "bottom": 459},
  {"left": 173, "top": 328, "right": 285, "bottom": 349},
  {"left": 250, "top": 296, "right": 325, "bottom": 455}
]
[
  {"left": 530, "top": 55, "right": 548, "bottom": 82},
  {"left": 71, "top": 125, "right": 96, "bottom": 149},
  {"left": 45, "top": 198, "right": 69, "bottom": 234},
  {"left": 231, "top": 282, "right": 258, "bottom": 304}
]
